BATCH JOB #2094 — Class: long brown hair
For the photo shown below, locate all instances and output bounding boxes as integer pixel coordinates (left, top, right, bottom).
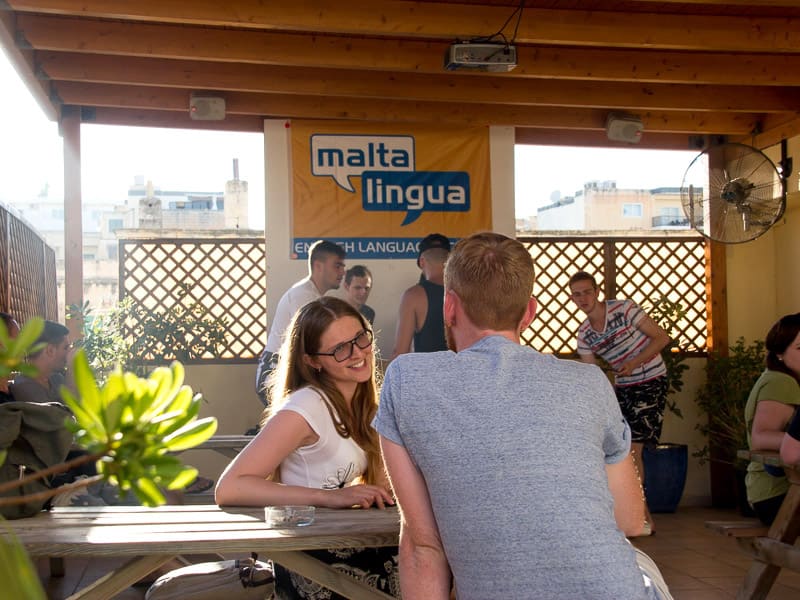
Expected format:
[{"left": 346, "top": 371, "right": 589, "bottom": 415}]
[{"left": 263, "top": 296, "right": 383, "bottom": 484}]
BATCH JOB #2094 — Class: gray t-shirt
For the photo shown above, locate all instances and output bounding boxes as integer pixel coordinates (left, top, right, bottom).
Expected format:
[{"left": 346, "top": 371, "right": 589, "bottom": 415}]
[{"left": 373, "top": 335, "right": 647, "bottom": 600}]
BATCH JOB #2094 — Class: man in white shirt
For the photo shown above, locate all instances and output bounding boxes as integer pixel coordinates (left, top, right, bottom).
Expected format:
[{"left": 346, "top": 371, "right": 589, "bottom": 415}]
[{"left": 255, "top": 240, "right": 346, "bottom": 405}]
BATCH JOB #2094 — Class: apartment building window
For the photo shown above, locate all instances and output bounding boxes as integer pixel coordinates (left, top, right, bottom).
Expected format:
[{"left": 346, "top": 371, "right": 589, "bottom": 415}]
[
  {"left": 660, "top": 207, "right": 681, "bottom": 217},
  {"left": 622, "top": 203, "right": 643, "bottom": 217},
  {"left": 108, "top": 218, "right": 124, "bottom": 232}
]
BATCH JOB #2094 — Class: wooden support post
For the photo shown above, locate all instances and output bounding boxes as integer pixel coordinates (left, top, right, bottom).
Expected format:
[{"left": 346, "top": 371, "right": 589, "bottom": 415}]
[{"left": 61, "top": 106, "right": 83, "bottom": 336}]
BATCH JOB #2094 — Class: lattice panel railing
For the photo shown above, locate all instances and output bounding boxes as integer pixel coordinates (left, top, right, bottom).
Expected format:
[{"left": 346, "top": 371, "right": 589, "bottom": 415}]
[
  {"left": 0, "top": 204, "right": 58, "bottom": 323},
  {"left": 517, "top": 236, "right": 708, "bottom": 355},
  {"left": 120, "top": 238, "right": 266, "bottom": 364}
]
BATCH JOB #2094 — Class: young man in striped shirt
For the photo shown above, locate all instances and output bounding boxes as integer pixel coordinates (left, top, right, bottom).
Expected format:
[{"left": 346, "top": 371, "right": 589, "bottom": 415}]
[{"left": 569, "top": 271, "right": 671, "bottom": 534}]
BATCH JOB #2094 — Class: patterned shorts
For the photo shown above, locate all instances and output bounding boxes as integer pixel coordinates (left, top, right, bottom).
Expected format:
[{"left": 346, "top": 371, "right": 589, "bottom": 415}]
[{"left": 615, "top": 376, "right": 668, "bottom": 444}]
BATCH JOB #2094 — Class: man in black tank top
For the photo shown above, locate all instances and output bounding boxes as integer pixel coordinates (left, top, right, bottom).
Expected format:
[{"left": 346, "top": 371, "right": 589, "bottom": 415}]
[{"left": 390, "top": 233, "right": 451, "bottom": 360}]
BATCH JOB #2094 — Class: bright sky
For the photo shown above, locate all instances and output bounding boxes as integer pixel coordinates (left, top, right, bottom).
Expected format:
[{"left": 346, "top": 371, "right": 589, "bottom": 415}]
[
  {"left": 0, "top": 48, "right": 266, "bottom": 227},
  {"left": 514, "top": 145, "right": 698, "bottom": 218},
  {"left": 1, "top": 46, "right": 698, "bottom": 225}
]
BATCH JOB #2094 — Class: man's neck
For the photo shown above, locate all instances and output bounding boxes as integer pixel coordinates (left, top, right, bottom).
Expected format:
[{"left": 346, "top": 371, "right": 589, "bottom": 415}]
[
  {"left": 308, "top": 274, "right": 328, "bottom": 295},
  {"left": 32, "top": 365, "right": 52, "bottom": 387},
  {"left": 423, "top": 273, "right": 444, "bottom": 286},
  {"left": 453, "top": 328, "right": 518, "bottom": 352},
  {"left": 586, "top": 301, "right": 606, "bottom": 329}
]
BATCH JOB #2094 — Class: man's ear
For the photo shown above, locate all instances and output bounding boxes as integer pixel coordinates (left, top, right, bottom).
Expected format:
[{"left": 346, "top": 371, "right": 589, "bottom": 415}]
[
  {"left": 518, "top": 297, "right": 538, "bottom": 333},
  {"left": 444, "top": 289, "right": 458, "bottom": 326}
]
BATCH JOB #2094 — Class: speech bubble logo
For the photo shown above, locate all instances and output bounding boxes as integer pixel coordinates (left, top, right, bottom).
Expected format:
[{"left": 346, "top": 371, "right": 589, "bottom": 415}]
[
  {"left": 362, "top": 170, "right": 470, "bottom": 226},
  {"left": 311, "top": 134, "right": 415, "bottom": 192}
]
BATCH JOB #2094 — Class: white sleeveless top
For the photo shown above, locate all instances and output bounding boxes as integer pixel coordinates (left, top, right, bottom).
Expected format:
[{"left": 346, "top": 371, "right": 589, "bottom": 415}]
[{"left": 276, "top": 386, "right": 367, "bottom": 489}]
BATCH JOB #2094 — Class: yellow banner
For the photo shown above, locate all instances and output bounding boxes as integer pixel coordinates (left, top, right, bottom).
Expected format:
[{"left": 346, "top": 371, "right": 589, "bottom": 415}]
[{"left": 291, "top": 121, "right": 492, "bottom": 259}]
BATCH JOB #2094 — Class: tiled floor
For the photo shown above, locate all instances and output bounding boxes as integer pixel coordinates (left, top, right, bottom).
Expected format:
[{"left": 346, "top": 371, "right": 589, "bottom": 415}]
[
  {"left": 631, "top": 507, "right": 800, "bottom": 599},
  {"left": 34, "top": 506, "right": 800, "bottom": 599}
]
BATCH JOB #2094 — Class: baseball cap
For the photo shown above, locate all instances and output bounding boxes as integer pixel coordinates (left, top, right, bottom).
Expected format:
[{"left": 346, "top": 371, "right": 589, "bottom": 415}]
[{"left": 417, "top": 233, "right": 451, "bottom": 267}]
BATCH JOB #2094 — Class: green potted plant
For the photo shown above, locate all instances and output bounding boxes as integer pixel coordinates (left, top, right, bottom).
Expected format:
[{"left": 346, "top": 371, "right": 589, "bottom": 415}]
[
  {"left": 0, "top": 317, "right": 218, "bottom": 599},
  {"left": 694, "top": 336, "right": 765, "bottom": 509},
  {"left": 69, "top": 283, "right": 228, "bottom": 378},
  {"left": 641, "top": 297, "right": 691, "bottom": 513}
]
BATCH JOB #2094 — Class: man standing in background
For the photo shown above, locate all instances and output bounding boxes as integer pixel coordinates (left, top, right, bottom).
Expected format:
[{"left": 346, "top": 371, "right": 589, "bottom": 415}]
[
  {"left": 343, "top": 265, "right": 375, "bottom": 324},
  {"left": 569, "top": 271, "right": 671, "bottom": 535},
  {"left": 390, "top": 233, "right": 450, "bottom": 360},
  {"left": 255, "top": 240, "right": 346, "bottom": 405}
]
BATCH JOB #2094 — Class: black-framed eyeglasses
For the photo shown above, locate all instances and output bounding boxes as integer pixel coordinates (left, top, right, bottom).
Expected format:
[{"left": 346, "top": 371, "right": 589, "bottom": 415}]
[{"left": 310, "top": 329, "right": 373, "bottom": 363}]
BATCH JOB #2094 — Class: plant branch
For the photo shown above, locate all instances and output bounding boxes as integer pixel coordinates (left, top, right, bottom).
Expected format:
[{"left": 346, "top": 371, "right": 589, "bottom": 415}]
[
  {"left": 0, "top": 450, "right": 106, "bottom": 494},
  {"left": 0, "top": 473, "right": 104, "bottom": 507}
]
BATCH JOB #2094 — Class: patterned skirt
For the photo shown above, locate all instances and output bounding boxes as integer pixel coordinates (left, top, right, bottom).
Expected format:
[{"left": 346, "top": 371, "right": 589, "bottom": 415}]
[{"left": 273, "top": 545, "right": 400, "bottom": 599}]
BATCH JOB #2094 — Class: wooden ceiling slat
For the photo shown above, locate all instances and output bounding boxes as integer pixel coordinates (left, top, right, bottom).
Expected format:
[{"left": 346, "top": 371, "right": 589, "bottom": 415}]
[
  {"left": 4, "top": 1, "right": 800, "bottom": 141},
  {"left": 53, "top": 80, "right": 763, "bottom": 134},
  {"left": 515, "top": 127, "right": 693, "bottom": 151},
  {"left": 78, "top": 106, "right": 265, "bottom": 132},
  {"left": 17, "top": 14, "right": 800, "bottom": 86},
  {"left": 8, "top": 0, "right": 800, "bottom": 52},
  {"left": 39, "top": 52, "right": 800, "bottom": 114}
]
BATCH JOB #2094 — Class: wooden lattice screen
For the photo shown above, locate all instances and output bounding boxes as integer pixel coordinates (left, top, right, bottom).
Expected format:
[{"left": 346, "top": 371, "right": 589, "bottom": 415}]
[
  {"left": 0, "top": 203, "right": 58, "bottom": 323},
  {"left": 517, "top": 236, "right": 708, "bottom": 356},
  {"left": 120, "top": 237, "right": 267, "bottom": 363}
]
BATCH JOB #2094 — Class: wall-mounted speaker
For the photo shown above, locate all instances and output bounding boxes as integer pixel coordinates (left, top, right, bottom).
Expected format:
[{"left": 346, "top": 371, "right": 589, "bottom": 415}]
[
  {"left": 189, "top": 95, "right": 226, "bottom": 121},
  {"left": 606, "top": 114, "right": 644, "bottom": 144}
]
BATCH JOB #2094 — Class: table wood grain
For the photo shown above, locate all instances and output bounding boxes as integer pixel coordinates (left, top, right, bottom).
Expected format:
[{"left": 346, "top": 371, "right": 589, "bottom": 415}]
[{"left": 3, "top": 504, "right": 400, "bottom": 599}]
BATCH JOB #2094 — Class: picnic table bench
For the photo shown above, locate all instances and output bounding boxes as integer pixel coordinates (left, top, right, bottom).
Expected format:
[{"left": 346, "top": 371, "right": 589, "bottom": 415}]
[{"left": 705, "top": 450, "right": 800, "bottom": 600}]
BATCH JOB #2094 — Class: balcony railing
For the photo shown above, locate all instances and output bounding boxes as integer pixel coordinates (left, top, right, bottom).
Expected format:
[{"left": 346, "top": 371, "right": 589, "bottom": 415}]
[{"left": 0, "top": 203, "right": 58, "bottom": 322}]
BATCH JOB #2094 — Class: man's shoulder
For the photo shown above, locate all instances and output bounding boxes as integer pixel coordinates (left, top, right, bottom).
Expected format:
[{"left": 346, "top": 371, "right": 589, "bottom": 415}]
[
  {"left": 608, "top": 298, "right": 635, "bottom": 311},
  {"left": 282, "top": 278, "right": 318, "bottom": 304},
  {"left": 399, "top": 283, "right": 426, "bottom": 304},
  {"left": 9, "top": 375, "right": 49, "bottom": 403}
]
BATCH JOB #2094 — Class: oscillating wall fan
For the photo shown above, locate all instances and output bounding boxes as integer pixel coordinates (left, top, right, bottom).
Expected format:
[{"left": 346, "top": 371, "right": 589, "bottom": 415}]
[{"left": 680, "top": 142, "right": 786, "bottom": 243}]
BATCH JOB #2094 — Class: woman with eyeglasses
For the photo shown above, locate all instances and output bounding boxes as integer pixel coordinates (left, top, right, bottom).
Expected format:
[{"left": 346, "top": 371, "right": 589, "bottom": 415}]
[
  {"left": 744, "top": 312, "right": 800, "bottom": 525},
  {"left": 216, "top": 296, "right": 399, "bottom": 599}
]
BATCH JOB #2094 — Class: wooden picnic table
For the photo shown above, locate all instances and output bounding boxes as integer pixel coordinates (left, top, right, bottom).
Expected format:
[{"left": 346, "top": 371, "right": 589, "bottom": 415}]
[
  {"left": 3, "top": 504, "right": 399, "bottom": 600},
  {"left": 193, "top": 434, "right": 255, "bottom": 459},
  {"left": 733, "top": 449, "right": 800, "bottom": 600}
]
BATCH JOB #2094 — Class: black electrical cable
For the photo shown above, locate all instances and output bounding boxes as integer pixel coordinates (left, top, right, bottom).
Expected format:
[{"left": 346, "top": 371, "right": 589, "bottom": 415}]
[{"left": 473, "top": 0, "right": 525, "bottom": 44}]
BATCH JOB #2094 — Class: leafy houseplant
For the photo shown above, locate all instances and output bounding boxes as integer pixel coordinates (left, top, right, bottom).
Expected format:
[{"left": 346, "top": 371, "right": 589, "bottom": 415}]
[
  {"left": 694, "top": 336, "right": 766, "bottom": 464},
  {"left": 693, "top": 336, "right": 765, "bottom": 510},
  {"left": 646, "top": 296, "right": 690, "bottom": 418},
  {"left": 69, "top": 283, "right": 228, "bottom": 379},
  {"left": 0, "top": 318, "right": 218, "bottom": 599},
  {"left": 128, "top": 283, "right": 229, "bottom": 365}
]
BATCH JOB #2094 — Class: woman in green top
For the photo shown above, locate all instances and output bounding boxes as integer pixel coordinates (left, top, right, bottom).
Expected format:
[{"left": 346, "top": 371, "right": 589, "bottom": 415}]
[{"left": 744, "top": 312, "right": 800, "bottom": 525}]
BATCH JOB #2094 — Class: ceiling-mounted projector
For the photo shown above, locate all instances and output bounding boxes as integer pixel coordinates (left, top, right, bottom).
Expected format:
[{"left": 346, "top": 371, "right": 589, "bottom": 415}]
[{"left": 445, "top": 42, "right": 517, "bottom": 72}]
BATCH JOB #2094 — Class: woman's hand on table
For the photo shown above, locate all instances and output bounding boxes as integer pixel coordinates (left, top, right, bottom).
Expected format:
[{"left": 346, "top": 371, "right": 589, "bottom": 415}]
[{"left": 323, "top": 484, "right": 395, "bottom": 509}]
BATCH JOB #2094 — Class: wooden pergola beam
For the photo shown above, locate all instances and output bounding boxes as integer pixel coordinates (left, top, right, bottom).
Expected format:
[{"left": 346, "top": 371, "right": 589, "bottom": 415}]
[
  {"left": 16, "top": 13, "right": 800, "bottom": 86},
  {"left": 81, "top": 107, "right": 265, "bottom": 132},
  {"left": 515, "top": 128, "right": 693, "bottom": 151},
  {"left": 52, "top": 81, "right": 766, "bottom": 134},
  {"left": 9, "top": 0, "right": 800, "bottom": 52},
  {"left": 38, "top": 53, "right": 800, "bottom": 115}
]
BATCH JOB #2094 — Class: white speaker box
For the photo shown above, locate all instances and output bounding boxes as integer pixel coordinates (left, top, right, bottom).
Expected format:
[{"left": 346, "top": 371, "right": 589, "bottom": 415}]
[
  {"left": 606, "top": 114, "right": 644, "bottom": 144},
  {"left": 189, "top": 95, "right": 226, "bottom": 121}
]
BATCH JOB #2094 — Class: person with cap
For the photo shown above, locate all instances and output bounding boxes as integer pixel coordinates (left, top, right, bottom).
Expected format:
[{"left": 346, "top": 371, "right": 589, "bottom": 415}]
[{"left": 390, "top": 233, "right": 450, "bottom": 360}]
